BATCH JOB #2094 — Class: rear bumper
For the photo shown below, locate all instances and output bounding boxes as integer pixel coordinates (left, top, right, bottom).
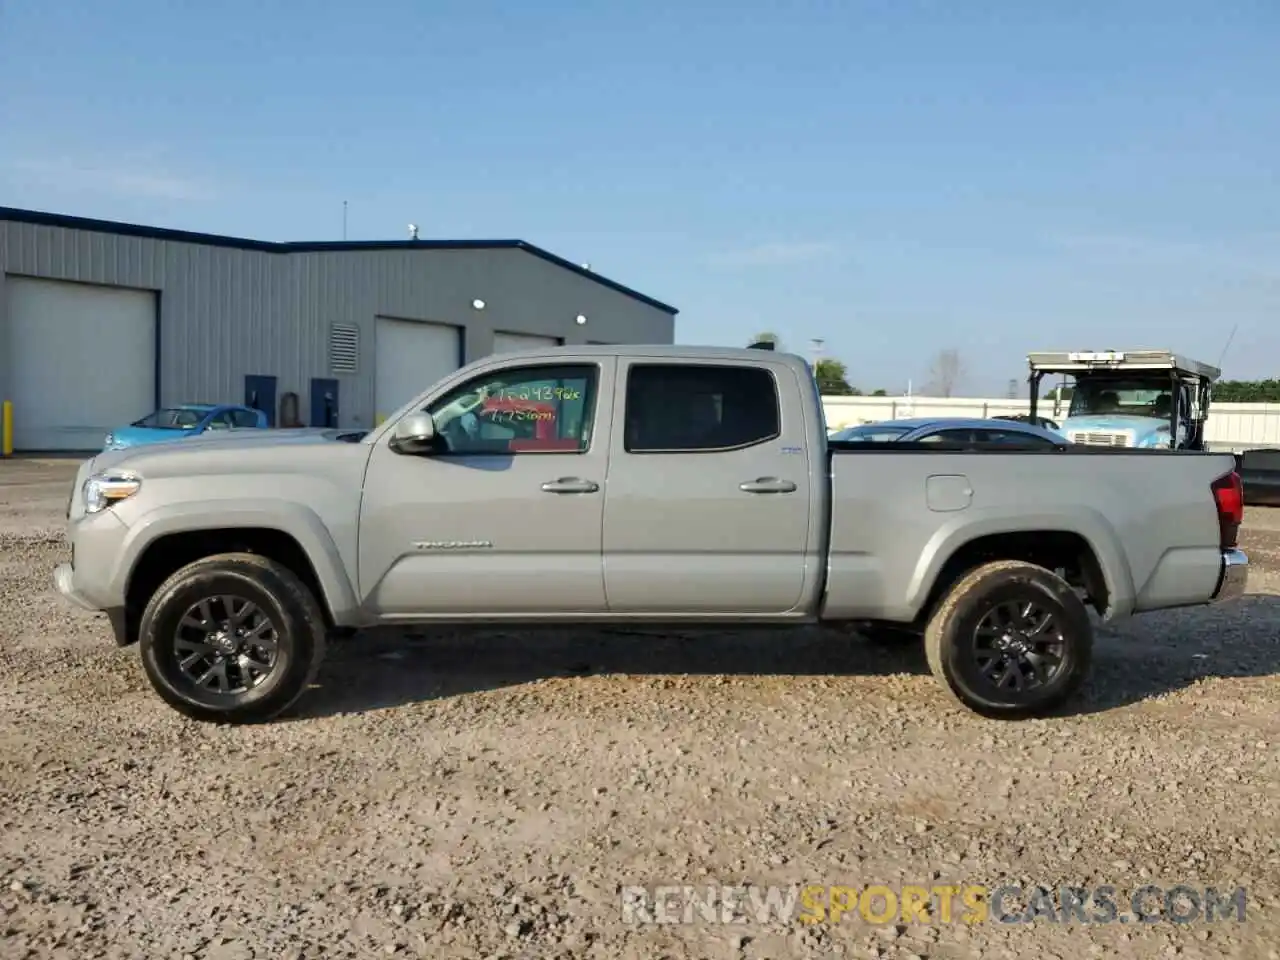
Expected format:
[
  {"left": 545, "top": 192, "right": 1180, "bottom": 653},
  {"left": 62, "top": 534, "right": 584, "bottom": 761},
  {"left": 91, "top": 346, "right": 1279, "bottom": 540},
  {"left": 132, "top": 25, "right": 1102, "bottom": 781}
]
[{"left": 1210, "top": 549, "right": 1249, "bottom": 604}]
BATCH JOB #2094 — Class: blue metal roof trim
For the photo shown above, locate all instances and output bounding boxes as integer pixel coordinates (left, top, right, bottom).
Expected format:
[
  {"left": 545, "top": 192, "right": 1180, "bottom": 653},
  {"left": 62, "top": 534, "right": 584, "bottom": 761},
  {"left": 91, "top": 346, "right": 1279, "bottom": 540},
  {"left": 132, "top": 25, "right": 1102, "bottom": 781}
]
[{"left": 0, "top": 205, "right": 678, "bottom": 316}]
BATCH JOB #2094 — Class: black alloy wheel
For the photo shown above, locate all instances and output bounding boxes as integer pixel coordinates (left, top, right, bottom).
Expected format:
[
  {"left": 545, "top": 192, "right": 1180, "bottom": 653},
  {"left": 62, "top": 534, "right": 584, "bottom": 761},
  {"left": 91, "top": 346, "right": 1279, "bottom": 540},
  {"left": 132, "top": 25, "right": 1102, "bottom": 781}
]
[
  {"left": 138, "top": 553, "right": 327, "bottom": 724},
  {"left": 925, "top": 560, "right": 1093, "bottom": 719},
  {"left": 172, "top": 595, "right": 281, "bottom": 695},
  {"left": 967, "top": 598, "right": 1066, "bottom": 693}
]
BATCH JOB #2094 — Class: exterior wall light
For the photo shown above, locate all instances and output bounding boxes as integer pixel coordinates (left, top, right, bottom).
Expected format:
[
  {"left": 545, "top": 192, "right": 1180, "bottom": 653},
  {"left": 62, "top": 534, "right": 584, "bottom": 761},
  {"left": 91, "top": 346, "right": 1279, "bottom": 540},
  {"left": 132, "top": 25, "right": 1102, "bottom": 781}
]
[
  {"left": 575, "top": 314, "right": 587, "bottom": 325},
  {"left": 472, "top": 299, "right": 486, "bottom": 310}
]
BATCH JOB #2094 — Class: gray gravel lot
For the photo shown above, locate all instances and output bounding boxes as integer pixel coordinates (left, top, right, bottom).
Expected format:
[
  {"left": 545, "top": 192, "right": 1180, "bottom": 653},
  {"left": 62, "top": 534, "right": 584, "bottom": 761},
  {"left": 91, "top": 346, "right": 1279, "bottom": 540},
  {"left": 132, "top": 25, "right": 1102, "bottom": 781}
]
[{"left": 2, "top": 458, "right": 1278, "bottom": 959}]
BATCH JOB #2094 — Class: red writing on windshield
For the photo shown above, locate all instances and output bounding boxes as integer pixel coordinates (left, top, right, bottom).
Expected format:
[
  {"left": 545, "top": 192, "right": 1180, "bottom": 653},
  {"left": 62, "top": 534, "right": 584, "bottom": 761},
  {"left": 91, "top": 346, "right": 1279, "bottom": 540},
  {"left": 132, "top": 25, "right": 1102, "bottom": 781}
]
[{"left": 480, "top": 397, "right": 559, "bottom": 444}]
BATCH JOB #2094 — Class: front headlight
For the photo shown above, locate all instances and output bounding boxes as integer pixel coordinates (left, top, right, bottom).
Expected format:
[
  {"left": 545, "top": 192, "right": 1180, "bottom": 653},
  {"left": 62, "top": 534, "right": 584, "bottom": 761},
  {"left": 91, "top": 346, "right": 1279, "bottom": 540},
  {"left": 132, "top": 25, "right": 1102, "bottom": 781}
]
[{"left": 83, "top": 471, "right": 142, "bottom": 514}]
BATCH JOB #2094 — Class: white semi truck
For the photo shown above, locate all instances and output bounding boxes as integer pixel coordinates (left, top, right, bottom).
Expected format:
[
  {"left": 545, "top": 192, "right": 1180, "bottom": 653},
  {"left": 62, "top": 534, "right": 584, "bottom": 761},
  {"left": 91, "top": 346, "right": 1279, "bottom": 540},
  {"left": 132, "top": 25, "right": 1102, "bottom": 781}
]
[
  {"left": 1026, "top": 349, "right": 1280, "bottom": 505},
  {"left": 1027, "top": 350, "right": 1219, "bottom": 451}
]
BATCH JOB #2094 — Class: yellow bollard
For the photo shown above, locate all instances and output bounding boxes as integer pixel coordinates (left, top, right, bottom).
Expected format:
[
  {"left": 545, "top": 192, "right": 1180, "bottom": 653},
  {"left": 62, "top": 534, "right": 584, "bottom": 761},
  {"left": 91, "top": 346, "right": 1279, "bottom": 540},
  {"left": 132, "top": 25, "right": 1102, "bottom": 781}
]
[
  {"left": 1, "top": 401, "right": 12, "bottom": 457},
  {"left": 374, "top": 413, "right": 386, "bottom": 427}
]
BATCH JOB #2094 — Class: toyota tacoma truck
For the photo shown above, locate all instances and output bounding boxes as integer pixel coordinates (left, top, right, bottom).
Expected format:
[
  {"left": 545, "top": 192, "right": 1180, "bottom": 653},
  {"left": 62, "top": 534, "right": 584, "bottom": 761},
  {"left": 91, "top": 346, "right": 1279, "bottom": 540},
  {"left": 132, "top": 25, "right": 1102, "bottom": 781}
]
[{"left": 54, "top": 345, "right": 1250, "bottom": 724}]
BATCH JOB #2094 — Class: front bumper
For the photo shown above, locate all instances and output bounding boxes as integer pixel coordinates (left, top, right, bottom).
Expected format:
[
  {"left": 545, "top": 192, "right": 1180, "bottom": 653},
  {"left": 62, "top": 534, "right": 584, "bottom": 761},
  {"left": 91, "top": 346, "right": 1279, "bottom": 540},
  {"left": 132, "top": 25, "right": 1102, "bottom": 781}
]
[
  {"left": 54, "top": 562, "right": 131, "bottom": 646},
  {"left": 1210, "top": 548, "right": 1249, "bottom": 604},
  {"left": 54, "top": 562, "right": 99, "bottom": 611}
]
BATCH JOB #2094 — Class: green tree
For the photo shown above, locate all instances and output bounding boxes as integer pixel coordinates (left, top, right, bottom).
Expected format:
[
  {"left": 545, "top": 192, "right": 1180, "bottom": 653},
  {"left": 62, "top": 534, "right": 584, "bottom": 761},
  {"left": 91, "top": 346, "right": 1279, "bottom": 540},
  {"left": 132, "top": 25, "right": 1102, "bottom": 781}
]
[
  {"left": 814, "top": 358, "right": 857, "bottom": 395},
  {"left": 1213, "top": 379, "right": 1280, "bottom": 402},
  {"left": 741, "top": 335, "right": 865, "bottom": 396},
  {"left": 748, "top": 331, "right": 782, "bottom": 350},
  {"left": 871, "top": 389, "right": 887, "bottom": 396}
]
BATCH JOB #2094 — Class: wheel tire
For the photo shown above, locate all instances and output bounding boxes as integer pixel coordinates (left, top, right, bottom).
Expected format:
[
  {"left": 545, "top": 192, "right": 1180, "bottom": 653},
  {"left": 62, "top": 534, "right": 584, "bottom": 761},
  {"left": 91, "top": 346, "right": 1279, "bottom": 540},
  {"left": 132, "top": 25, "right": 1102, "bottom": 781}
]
[
  {"left": 924, "top": 560, "right": 1092, "bottom": 719},
  {"left": 138, "top": 552, "right": 327, "bottom": 724}
]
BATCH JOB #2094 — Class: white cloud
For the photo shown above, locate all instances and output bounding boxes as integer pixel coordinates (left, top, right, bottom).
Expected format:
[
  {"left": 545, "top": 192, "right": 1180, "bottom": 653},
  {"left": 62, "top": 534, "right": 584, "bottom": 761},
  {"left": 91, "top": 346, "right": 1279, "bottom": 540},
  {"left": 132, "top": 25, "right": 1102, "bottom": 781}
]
[
  {"left": 6, "top": 156, "right": 216, "bottom": 201},
  {"left": 707, "top": 241, "right": 840, "bottom": 268}
]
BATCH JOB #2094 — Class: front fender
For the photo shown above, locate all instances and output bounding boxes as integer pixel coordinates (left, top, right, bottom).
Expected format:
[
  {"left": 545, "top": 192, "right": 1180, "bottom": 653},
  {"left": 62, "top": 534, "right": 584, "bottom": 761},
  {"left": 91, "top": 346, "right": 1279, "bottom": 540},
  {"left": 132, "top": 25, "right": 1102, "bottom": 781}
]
[
  {"left": 905, "top": 508, "right": 1136, "bottom": 620},
  {"left": 110, "top": 500, "right": 365, "bottom": 625}
]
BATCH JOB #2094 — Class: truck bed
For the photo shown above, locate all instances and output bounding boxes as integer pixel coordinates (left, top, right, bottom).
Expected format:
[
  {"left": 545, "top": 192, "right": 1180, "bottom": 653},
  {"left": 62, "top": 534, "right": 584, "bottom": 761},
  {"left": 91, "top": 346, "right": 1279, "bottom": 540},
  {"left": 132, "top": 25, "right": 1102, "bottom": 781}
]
[{"left": 821, "top": 443, "right": 1237, "bottom": 624}]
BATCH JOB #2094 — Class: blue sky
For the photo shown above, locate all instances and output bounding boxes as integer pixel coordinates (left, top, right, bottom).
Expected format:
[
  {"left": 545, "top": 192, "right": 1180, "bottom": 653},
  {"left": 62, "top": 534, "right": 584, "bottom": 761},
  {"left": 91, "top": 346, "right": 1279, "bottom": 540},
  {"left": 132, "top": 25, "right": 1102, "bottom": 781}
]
[{"left": 2, "top": 0, "right": 1277, "bottom": 395}]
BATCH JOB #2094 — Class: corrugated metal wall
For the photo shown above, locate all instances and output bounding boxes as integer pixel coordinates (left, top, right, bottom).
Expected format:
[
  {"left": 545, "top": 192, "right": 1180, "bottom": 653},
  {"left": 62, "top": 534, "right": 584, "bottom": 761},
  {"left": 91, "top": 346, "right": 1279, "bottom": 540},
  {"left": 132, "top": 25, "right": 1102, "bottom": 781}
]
[{"left": 0, "top": 220, "right": 675, "bottom": 430}]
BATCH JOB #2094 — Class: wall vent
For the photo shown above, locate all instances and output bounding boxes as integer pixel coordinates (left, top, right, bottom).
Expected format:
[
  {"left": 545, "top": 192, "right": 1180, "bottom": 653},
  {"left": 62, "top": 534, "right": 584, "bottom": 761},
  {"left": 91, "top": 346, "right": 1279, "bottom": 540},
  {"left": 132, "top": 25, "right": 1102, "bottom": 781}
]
[{"left": 330, "top": 323, "right": 359, "bottom": 374}]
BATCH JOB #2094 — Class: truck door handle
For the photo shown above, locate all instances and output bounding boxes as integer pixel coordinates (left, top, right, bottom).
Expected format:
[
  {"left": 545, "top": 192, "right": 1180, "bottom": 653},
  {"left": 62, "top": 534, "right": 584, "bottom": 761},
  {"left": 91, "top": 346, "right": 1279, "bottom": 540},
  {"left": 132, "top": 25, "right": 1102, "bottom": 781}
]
[
  {"left": 739, "top": 477, "right": 797, "bottom": 494},
  {"left": 541, "top": 477, "right": 600, "bottom": 494}
]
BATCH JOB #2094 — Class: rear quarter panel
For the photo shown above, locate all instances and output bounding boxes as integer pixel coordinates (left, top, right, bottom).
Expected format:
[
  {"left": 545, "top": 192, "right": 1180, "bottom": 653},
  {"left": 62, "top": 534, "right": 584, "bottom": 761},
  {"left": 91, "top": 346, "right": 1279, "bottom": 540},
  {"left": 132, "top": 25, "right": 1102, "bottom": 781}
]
[{"left": 822, "top": 449, "right": 1236, "bottom": 622}]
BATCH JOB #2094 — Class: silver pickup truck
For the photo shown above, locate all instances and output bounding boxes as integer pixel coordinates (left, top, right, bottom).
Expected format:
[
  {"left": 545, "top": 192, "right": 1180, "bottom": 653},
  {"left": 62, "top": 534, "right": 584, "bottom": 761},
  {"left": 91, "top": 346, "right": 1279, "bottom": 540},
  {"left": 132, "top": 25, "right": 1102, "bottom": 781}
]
[{"left": 54, "top": 345, "right": 1249, "bottom": 724}]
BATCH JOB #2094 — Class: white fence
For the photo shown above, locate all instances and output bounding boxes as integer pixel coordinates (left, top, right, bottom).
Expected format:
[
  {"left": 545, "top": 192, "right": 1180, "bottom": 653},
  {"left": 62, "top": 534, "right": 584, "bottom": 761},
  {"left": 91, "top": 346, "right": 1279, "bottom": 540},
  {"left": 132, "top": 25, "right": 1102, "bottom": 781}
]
[{"left": 821, "top": 395, "right": 1280, "bottom": 451}]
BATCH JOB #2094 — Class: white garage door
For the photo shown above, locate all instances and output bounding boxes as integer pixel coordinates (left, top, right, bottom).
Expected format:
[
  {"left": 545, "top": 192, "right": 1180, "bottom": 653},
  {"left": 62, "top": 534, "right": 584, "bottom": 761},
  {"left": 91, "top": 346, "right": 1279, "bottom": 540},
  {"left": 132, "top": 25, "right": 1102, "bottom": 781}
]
[
  {"left": 492, "top": 331, "right": 561, "bottom": 355},
  {"left": 374, "top": 317, "right": 462, "bottom": 422},
  {"left": 5, "top": 277, "right": 156, "bottom": 451}
]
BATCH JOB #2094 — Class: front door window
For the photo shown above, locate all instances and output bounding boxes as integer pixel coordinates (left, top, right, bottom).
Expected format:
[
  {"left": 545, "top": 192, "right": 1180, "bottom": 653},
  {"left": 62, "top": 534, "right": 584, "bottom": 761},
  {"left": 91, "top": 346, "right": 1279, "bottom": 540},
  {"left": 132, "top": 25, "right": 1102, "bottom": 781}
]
[{"left": 427, "top": 365, "right": 596, "bottom": 454}]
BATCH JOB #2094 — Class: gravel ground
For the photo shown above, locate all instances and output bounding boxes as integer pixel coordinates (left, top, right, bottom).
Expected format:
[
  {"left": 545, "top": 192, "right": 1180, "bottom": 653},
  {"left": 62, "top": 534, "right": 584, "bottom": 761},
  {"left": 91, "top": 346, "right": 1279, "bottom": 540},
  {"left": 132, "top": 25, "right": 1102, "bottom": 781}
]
[{"left": 2, "top": 458, "right": 1278, "bottom": 960}]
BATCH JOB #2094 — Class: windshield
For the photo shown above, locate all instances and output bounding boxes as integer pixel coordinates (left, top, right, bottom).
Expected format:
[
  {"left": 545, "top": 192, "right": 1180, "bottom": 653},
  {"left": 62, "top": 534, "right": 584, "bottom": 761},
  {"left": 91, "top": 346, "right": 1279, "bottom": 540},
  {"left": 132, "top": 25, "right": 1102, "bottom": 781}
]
[
  {"left": 1068, "top": 379, "right": 1173, "bottom": 420},
  {"left": 832, "top": 423, "right": 914, "bottom": 442},
  {"left": 131, "top": 408, "right": 208, "bottom": 429}
]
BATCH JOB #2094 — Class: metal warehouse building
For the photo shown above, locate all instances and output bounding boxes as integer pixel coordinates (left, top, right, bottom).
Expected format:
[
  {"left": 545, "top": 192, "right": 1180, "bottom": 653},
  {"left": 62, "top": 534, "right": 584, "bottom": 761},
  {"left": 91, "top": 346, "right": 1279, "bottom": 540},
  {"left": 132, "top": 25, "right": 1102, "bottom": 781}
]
[{"left": 0, "top": 206, "right": 677, "bottom": 451}]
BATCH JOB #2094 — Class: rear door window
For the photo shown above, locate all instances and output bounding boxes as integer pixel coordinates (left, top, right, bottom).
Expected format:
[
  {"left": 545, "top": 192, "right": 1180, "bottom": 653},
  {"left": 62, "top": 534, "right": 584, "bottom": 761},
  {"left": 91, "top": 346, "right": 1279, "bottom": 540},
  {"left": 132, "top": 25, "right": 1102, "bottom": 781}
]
[{"left": 623, "top": 364, "right": 781, "bottom": 453}]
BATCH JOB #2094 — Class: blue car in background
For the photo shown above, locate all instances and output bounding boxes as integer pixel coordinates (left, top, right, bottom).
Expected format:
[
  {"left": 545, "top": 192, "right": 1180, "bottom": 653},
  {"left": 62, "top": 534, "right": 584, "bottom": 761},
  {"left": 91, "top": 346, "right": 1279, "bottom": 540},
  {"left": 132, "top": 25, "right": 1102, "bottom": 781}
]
[
  {"left": 829, "top": 416, "right": 1068, "bottom": 447},
  {"left": 103, "top": 403, "right": 269, "bottom": 451}
]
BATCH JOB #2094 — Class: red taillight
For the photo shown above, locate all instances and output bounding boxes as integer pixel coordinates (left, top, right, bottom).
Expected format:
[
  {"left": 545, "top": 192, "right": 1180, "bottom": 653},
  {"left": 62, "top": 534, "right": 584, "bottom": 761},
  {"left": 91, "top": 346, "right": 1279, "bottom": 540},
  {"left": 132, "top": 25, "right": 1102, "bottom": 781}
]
[{"left": 1211, "top": 470, "right": 1244, "bottom": 549}]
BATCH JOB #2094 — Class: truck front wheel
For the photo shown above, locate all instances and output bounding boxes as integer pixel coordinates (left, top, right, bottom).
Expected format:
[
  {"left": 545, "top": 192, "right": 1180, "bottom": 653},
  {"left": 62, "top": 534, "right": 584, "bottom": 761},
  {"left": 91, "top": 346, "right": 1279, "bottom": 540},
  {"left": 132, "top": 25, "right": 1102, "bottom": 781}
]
[
  {"left": 924, "top": 560, "right": 1092, "bottom": 719},
  {"left": 137, "top": 553, "right": 327, "bottom": 724}
]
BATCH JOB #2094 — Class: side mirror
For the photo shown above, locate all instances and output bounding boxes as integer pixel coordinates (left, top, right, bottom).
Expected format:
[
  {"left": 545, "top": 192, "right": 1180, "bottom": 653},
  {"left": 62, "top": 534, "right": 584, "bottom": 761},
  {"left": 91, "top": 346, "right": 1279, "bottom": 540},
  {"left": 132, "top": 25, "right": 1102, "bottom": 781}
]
[{"left": 389, "top": 412, "right": 438, "bottom": 455}]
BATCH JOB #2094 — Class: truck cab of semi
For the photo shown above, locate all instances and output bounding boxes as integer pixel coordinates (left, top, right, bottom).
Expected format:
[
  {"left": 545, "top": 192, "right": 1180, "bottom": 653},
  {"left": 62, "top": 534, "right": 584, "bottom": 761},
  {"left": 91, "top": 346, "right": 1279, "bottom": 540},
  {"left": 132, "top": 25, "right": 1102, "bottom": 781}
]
[{"left": 1027, "top": 350, "right": 1219, "bottom": 450}]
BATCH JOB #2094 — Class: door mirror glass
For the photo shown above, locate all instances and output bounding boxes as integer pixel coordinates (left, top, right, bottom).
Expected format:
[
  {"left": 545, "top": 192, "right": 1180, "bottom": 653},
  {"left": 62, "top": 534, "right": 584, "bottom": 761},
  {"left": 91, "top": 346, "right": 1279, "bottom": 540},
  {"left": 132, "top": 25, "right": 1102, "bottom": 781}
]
[{"left": 389, "top": 412, "right": 438, "bottom": 455}]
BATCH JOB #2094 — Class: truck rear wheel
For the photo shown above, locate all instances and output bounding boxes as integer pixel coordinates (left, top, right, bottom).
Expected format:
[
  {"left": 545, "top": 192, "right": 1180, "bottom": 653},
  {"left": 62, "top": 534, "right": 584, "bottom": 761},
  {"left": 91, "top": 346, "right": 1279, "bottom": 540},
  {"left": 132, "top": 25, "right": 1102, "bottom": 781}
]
[
  {"left": 924, "top": 560, "right": 1092, "bottom": 719},
  {"left": 137, "top": 553, "right": 327, "bottom": 724}
]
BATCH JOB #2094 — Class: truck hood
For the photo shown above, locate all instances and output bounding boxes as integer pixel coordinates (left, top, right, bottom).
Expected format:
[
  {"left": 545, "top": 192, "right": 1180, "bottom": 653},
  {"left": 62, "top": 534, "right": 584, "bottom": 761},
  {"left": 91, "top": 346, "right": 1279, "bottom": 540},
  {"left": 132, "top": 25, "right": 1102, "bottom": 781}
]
[
  {"left": 88, "top": 427, "right": 367, "bottom": 476},
  {"left": 1062, "top": 414, "right": 1167, "bottom": 434}
]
